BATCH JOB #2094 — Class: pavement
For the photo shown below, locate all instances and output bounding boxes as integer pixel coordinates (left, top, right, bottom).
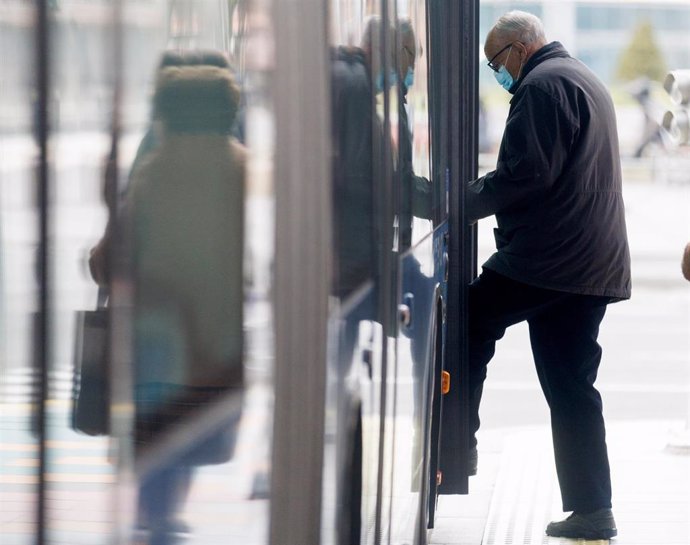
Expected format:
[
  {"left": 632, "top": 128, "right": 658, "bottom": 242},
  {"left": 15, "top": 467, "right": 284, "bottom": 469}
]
[
  {"left": 430, "top": 421, "right": 690, "bottom": 545},
  {"left": 435, "top": 176, "right": 690, "bottom": 545}
]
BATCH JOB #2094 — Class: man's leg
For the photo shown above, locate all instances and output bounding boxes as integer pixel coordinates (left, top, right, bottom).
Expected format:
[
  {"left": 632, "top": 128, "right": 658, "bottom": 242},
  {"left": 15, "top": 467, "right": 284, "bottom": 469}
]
[
  {"left": 468, "top": 270, "right": 568, "bottom": 448},
  {"left": 528, "top": 296, "right": 612, "bottom": 513}
]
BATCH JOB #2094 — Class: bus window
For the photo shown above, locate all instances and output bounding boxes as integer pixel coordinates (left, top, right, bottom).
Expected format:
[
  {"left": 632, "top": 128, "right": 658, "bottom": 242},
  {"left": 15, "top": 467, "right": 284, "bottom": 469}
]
[
  {"left": 328, "top": 9, "right": 394, "bottom": 299},
  {"left": 326, "top": 3, "right": 396, "bottom": 544}
]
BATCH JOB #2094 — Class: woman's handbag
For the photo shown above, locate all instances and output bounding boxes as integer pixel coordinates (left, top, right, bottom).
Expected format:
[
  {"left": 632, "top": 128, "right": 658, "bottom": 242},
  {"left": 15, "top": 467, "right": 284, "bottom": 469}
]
[{"left": 71, "top": 289, "right": 110, "bottom": 435}]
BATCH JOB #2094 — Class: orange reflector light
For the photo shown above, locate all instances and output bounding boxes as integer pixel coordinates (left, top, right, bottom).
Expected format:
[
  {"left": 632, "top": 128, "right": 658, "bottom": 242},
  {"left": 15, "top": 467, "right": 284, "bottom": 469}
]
[{"left": 441, "top": 371, "right": 450, "bottom": 394}]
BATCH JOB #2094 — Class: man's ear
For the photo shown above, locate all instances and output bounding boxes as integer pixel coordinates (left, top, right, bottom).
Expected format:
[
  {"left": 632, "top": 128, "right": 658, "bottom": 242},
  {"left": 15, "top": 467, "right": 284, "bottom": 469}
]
[{"left": 515, "top": 41, "right": 528, "bottom": 61}]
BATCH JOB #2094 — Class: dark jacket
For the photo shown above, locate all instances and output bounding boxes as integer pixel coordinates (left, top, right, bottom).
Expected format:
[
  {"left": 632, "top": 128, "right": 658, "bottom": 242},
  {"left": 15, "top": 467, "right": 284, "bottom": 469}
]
[
  {"left": 467, "top": 42, "right": 631, "bottom": 300},
  {"left": 330, "top": 46, "right": 378, "bottom": 297}
]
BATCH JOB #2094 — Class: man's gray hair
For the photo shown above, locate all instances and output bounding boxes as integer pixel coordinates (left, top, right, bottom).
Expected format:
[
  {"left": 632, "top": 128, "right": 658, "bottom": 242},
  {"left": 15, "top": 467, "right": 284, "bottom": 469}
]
[
  {"left": 361, "top": 15, "right": 394, "bottom": 52},
  {"left": 360, "top": 15, "right": 395, "bottom": 71},
  {"left": 492, "top": 10, "right": 546, "bottom": 45}
]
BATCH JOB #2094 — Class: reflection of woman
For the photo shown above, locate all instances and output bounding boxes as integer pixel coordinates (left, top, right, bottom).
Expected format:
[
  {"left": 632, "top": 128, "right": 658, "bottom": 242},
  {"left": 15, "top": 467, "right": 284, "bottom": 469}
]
[
  {"left": 126, "top": 63, "right": 245, "bottom": 543},
  {"left": 88, "top": 51, "right": 241, "bottom": 287}
]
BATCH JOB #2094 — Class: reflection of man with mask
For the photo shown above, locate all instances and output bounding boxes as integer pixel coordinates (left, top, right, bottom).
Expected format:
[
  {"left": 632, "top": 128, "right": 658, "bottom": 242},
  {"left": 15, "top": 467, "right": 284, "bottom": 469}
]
[
  {"left": 396, "top": 19, "right": 434, "bottom": 488},
  {"left": 330, "top": 16, "right": 392, "bottom": 298},
  {"left": 397, "top": 19, "right": 431, "bottom": 251}
]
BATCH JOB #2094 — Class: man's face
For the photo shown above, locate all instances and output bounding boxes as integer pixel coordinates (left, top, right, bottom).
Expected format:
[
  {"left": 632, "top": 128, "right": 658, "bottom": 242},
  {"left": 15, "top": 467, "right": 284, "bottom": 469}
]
[{"left": 485, "top": 32, "right": 524, "bottom": 80}]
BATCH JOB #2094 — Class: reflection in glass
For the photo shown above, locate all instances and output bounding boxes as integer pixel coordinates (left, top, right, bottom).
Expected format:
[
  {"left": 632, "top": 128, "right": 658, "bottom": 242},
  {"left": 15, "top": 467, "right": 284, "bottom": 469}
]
[
  {"left": 396, "top": 15, "right": 432, "bottom": 250},
  {"left": 126, "top": 58, "right": 245, "bottom": 543},
  {"left": 0, "top": 2, "right": 40, "bottom": 545},
  {"left": 113, "top": 1, "right": 276, "bottom": 543},
  {"left": 326, "top": 5, "right": 394, "bottom": 545},
  {"left": 330, "top": 14, "right": 394, "bottom": 298},
  {"left": 44, "top": 2, "right": 115, "bottom": 544}
]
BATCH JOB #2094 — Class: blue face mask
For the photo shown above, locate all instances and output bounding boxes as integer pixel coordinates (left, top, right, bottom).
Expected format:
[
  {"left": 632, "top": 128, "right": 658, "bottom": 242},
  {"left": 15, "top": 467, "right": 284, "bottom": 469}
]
[
  {"left": 375, "top": 69, "right": 398, "bottom": 94},
  {"left": 404, "top": 66, "right": 414, "bottom": 88},
  {"left": 494, "top": 64, "right": 514, "bottom": 91}
]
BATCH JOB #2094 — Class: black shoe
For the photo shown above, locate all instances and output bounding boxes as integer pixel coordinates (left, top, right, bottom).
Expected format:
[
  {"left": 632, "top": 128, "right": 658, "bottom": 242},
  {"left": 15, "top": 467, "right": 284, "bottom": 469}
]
[
  {"left": 468, "top": 447, "right": 478, "bottom": 476},
  {"left": 546, "top": 508, "right": 617, "bottom": 540}
]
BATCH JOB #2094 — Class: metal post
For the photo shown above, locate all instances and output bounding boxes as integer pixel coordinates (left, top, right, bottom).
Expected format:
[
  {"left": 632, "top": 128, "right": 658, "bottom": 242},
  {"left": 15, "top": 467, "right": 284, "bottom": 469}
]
[
  {"left": 269, "top": 0, "right": 332, "bottom": 541},
  {"left": 35, "top": 0, "right": 51, "bottom": 543}
]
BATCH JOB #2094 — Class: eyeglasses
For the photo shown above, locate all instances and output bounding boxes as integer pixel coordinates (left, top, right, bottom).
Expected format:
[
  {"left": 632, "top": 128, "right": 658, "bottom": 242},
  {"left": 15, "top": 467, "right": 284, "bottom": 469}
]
[{"left": 487, "top": 42, "right": 513, "bottom": 72}]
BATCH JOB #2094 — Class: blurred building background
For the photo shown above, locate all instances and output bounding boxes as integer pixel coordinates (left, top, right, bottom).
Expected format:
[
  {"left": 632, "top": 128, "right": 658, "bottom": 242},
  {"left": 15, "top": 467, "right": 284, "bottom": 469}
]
[{"left": 481, "top": 0, "right": 690, "bottom": 81}]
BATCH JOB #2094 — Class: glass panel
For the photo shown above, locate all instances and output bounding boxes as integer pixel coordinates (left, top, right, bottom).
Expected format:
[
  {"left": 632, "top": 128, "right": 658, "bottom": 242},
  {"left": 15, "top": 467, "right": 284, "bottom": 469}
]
[
  {"left": 44, "top": 2, "right": 116, "bottom": 544},
  {"left": 325, "top": 2, "right": 393, "bottom": 544},
  {"left": 397, "top": 4, "right": 432, "bottom": 250},
  {"left": 329, "top": 6, "right": 390, "bottom": 299},
  {"left": 388, "top": 3, "right": 435, "bottom": 543},
  {"left": 115, "top": 0, "right": 276, "bottom": 543},
  {"left": 0, "top": 2, "right": 40, "bottom": 545}
]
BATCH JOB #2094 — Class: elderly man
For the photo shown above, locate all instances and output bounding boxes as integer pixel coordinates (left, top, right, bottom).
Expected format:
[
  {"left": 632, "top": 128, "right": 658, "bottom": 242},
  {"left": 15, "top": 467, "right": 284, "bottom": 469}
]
[{"left": 465, "top": 11, "right": 630, "bottom": 540}]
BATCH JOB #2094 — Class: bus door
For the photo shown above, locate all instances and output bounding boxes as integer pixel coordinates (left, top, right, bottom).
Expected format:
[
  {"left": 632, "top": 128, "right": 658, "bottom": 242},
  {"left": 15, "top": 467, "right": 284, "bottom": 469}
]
[{"left": 432, "top": 0, "right": 479, "bottom": 498}]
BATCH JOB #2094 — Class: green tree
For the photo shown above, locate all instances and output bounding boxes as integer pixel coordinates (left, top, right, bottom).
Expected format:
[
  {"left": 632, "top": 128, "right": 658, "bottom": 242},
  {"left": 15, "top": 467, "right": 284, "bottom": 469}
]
[{"left": 616, "top": 20, "right": 667, "bottom": 82}]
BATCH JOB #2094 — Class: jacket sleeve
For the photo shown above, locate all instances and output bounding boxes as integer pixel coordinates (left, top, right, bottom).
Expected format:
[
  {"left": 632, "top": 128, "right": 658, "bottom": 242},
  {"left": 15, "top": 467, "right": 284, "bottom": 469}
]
[
  {"left": 400, "top": 105, "right": 433, "bottom": 220},
  {"left": 411, "top": 174, "right": 432, "bottom": 219},
  {"left": 466, "top": 84, "right": 577, "bottom": 222}
]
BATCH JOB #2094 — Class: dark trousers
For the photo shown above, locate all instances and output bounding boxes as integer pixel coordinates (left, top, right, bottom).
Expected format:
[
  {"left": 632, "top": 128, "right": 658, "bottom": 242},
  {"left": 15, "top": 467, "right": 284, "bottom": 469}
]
[{"left": 469, "top": 269, "right": 612, "bottom": 513}]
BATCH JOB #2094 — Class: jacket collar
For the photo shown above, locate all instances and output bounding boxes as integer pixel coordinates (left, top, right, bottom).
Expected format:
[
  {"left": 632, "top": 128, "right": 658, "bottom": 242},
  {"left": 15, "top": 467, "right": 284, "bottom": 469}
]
[
  {"left": 333, "top": 45, "right": 367, "bottom": 66},
  {"left": 508, "top": 41, "right": 570, "bottom": 94}
]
